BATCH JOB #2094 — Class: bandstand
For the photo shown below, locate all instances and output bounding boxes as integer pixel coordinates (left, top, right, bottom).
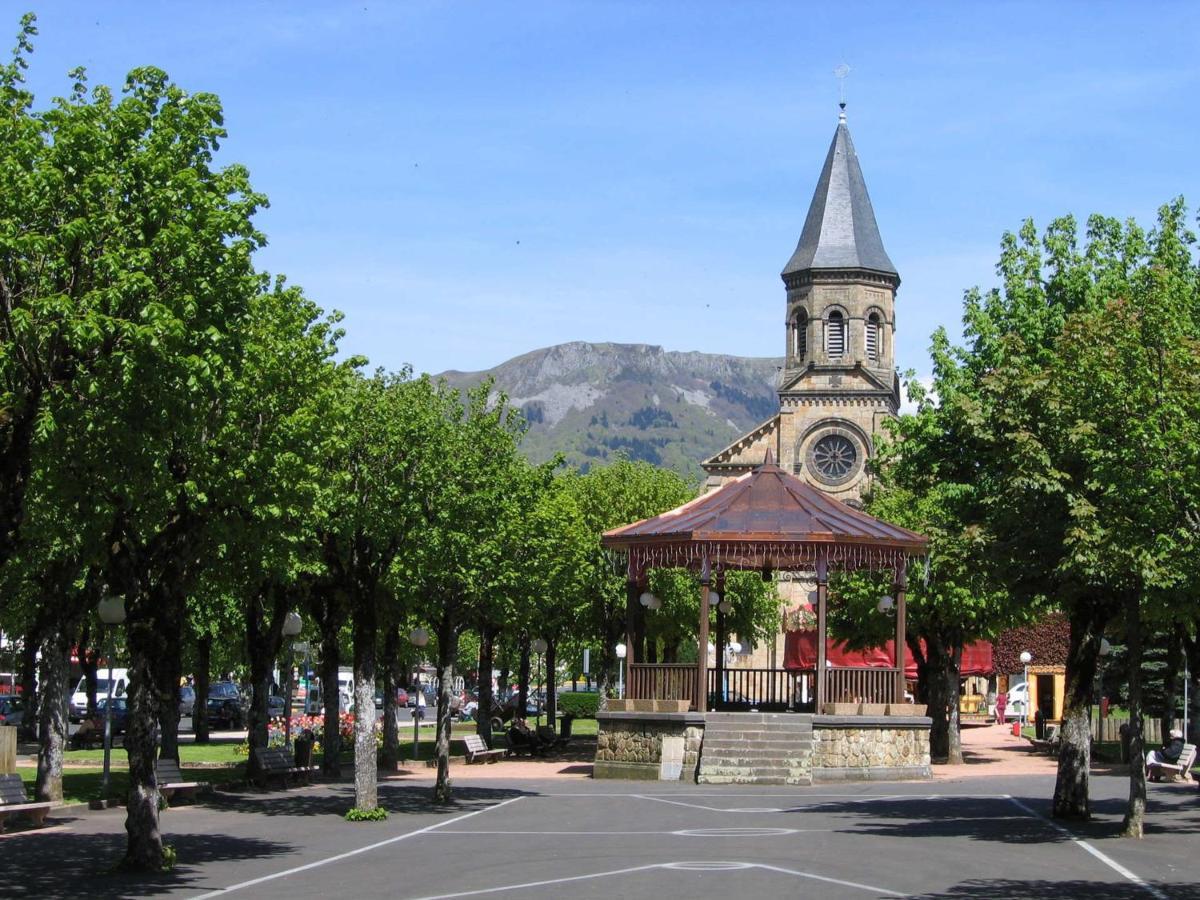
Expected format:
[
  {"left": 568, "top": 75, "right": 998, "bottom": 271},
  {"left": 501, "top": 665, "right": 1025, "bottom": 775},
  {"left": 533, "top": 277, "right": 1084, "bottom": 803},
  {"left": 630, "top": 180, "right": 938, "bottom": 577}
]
[{"left": 595, "top": 452, "right": 934, "bottom": 784}]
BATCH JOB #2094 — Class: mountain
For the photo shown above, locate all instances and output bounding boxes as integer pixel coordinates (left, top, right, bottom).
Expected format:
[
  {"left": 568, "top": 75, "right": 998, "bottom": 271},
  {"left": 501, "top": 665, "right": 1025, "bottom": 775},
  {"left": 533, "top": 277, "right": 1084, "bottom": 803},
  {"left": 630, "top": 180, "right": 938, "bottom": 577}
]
[{"left": 438, "top": 342, "right": 783, "bottom": 478}]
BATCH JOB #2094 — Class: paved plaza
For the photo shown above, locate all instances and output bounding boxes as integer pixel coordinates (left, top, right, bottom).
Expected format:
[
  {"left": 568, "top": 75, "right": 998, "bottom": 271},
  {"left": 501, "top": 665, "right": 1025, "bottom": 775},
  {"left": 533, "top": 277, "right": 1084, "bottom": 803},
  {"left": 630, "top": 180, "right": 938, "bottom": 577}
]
[{"left": 1, "top": 765, "right": 1198, "bottom": 900}]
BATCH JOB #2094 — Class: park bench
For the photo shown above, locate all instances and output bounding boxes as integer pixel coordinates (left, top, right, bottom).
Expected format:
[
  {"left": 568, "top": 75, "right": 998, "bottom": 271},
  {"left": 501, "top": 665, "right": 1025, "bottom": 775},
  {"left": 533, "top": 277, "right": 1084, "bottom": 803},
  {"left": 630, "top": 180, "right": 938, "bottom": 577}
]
[
  {"left": 463, "top": 734, "right": 504, "bottom": 764},
  {"left": 0, "top": 773, "right": 52, "bottom": 832},
  {"left": 155, "top": 758, "right": 209, "bottom": 802},
  {"left": 505, "top": 724, "right": 548, "bottom": 757},
  {"left": 252, "top": 746, "right": 316, "bottom": 789},
  {"left": 535, "top": 725, "right": 569, "bottom": 749},
  {"left": 1148, "top": 742, "right": 1196, "bottom": 783}
]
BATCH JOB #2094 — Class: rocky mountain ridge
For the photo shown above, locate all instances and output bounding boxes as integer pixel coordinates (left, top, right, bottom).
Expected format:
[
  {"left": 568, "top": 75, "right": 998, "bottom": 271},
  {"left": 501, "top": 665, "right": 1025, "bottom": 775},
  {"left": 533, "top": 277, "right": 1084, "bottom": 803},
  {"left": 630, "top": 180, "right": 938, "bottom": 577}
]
[{"left": 438, "top": 341, "right": 783, "bottom": 477}]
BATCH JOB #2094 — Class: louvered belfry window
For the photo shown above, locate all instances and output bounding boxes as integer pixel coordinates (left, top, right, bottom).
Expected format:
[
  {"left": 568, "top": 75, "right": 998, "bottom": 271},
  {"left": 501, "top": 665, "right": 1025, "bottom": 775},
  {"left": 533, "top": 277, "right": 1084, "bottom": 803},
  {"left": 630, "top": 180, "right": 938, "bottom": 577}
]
[
  {"left": 795, "top": 311, "right": 808, "bottom": 359},
  {"left": 866, "top": 313, "right": 880, "bottom": 362},
  {"left": 826, "top": 311, "right": 846, "bottom": 357}
]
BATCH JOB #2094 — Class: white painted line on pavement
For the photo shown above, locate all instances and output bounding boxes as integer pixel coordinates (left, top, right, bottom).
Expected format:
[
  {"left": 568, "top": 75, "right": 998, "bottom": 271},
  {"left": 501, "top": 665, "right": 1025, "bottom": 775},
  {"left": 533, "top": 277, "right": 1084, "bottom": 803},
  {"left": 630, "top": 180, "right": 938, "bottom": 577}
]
[
  {"left": 433, "top": 827, "right": 812, "bottom": 836},
  {"left": 190, "top": 795, "right": 524, "bottom": 899},
  {"left": 407, "top": 859, "right": 902, "bottom": 900},
  {"left": 1005, "top": 796, "right": 1167, "bottom": 900}
]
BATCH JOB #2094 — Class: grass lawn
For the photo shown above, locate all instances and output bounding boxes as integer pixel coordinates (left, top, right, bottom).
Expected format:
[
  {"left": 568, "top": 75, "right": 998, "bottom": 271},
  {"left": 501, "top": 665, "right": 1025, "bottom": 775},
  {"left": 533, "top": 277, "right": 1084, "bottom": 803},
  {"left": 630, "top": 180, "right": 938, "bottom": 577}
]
[
  {"left": 64, "top": 741, "right": 247, "bottom": 766},
  {"left": 17, "top": 764, "right": 246, "bottom": 806},
  {"left": 27, "top": 717, "right": 601, "bottom": 804}
]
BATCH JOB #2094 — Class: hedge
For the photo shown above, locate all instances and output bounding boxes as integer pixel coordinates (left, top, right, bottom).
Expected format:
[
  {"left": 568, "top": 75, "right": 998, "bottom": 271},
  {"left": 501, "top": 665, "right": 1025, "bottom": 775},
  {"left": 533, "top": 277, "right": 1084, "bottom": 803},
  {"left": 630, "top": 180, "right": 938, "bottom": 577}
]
[{"left": 557, "top": 692, "right": 599, "bottom": 718}]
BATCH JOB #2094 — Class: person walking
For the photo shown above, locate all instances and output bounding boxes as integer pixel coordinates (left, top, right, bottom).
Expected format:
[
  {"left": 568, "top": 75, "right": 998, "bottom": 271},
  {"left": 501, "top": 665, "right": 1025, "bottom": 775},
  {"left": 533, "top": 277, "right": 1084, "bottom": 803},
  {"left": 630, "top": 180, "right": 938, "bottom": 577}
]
[{"left": 995, "top": 690, "right": 1007, "bottom": 725}]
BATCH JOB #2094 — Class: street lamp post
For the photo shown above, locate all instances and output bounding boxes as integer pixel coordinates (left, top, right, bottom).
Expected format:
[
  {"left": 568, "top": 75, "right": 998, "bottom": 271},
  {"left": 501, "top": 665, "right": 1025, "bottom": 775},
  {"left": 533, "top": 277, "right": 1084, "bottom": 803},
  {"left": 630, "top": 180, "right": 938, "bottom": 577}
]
[
  {"left": 409, "top": 627, "right": 429, "bottom": 760},
  {"left": 615, "top": 643, "right": 627, "bottom": 700},
  {"left": 97, "top": 595, "right": 126, "bottom": 800},
  {"left": 281, "top": 612, "right": 303, "bottom": 749},
  {"left": 1019, "top": 650, "right": 1033, "bottom": 729},
  {"left": 531, "top": 638, "right": 548, "bottom": 727}
]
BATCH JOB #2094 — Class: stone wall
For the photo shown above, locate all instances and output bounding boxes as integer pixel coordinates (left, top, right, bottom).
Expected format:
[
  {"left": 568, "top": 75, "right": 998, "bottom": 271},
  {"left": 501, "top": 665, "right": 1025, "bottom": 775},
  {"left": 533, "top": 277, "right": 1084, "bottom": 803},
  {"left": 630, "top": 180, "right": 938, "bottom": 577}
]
[
  {"left": 812, "top": 716, "right": 931, "bottom": 782},
  {"left": 594, "top": 712, "right": 705, "bottom": 782}
]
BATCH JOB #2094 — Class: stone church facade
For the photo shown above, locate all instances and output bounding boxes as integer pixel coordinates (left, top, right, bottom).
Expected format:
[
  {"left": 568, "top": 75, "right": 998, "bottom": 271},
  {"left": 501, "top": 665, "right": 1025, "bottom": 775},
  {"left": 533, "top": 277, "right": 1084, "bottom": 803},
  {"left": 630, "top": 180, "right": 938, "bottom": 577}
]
[
  {"left": 702, "top": 107, "right": 900, "bottom": 504},
  {"left": 703, "top": 108, "right": 902, "bottom": 670}
]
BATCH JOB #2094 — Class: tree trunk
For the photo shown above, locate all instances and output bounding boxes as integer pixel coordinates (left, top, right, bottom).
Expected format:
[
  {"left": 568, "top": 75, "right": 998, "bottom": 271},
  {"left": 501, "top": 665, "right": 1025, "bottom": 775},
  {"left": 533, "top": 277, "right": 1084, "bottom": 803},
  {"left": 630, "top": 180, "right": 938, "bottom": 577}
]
[
  {"left": 245, "top": 586, "right": 287, "bottom": 779},
  {"left": 18, "top": 625, "right": 39, "bottom": 742},
  {"left": 517, "top": 635, "right": 531, "bottom": 715},
  {"left": 433, "top": 613, "right": 458, "bottom": 805},
  {"left": 121, "top": 602, "right": 166, "bottom": 871},
  {"left": 1053, "top": 603, "right": 1106, "bottom": 820},
  {"left": 1121, "top": 590, "right": 1146, "bottom": 838},
  {"left": 924, "top": 634, "right": 957, "bottom": 763},
  {"left": 34, "top": 629, "right": 71, "bottom": 803},
  {"left": 320, "top": 615, "right": 342, "bottom": 778},
  {"left": 477, "top": 624, "right": 497, "bottom": 746},
  {"left": 381, "top": 626, "right": 400, "bottom": 769},
  {"left": 156, "top": 637, "right": 183, "bottom": 763},
  {"left": 946, "top": 646, "right": 963, "bottom": 765},
  {"left": 545, "top": 638, "right": 557, "bottom": 725},
  {"left": 194, "top": 634, "right": 212, "bottom": 744},
  {"left": 80, "top": 621, "right": 101, "bottom": 719},
  {"left": 351, "top": 591, "right": 378, "bottom": 811}
]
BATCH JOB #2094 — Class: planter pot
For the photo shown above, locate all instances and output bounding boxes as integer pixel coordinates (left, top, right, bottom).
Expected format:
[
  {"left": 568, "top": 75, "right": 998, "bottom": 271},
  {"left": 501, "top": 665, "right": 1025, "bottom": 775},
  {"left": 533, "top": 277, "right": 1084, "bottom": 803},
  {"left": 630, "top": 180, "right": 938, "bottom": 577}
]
[
  {"left": 886, "top": 703, "right": 928, "bottom": 717},
  {"left": 822, "top": 702, "right": 861, "bottom": 716},
  {"left": 605, "top": 699, "right": 631, "bottom": 712},
  {"left": 859, "top": 703, "right": 889, "bottom": 716}
]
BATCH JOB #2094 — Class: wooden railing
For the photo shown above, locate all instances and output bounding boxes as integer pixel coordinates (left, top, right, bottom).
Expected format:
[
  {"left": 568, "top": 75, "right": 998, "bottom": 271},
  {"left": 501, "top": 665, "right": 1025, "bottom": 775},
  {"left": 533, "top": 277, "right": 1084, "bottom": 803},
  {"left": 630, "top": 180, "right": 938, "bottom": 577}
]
[
  {"left": 824, "top": 666, "right": 899, "bottom": 705},
  {"left": 708, "top": 668, "right": 802, "bottom": 710},
  {"left": 628, "top": 664, "right": 697, "bottom": 706}
]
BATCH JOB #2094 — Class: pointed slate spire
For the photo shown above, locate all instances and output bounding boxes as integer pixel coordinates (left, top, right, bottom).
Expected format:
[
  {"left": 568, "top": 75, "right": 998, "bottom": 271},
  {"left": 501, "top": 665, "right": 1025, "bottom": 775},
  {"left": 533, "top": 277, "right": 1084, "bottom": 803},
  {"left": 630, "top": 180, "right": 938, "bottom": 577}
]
[{"left": 782, "top": 110, "right": 897, "bottom": 278}]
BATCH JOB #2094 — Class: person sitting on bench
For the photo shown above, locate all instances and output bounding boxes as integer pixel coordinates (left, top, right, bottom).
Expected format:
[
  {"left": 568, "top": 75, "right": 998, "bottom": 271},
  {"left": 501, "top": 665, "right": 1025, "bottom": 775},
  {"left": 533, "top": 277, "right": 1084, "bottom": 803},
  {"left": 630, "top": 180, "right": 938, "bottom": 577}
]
[{"left": 1147, "top": 728, "right": 1184, "bottom": 780}]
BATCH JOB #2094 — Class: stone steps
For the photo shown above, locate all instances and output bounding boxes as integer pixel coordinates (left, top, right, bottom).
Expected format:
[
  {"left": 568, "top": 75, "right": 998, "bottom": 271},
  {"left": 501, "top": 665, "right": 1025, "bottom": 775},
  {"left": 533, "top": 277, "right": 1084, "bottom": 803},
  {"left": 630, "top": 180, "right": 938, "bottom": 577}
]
[{"left": 697, "top": 713, "right": 814, "bottom": 786}]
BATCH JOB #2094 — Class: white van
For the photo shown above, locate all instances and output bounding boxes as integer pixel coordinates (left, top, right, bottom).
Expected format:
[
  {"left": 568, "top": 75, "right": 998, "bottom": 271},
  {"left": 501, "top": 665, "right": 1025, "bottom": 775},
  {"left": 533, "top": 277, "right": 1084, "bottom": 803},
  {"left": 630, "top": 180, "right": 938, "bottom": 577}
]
[{"left": 70, "top": 669, "right": 128, "bottom": 721}]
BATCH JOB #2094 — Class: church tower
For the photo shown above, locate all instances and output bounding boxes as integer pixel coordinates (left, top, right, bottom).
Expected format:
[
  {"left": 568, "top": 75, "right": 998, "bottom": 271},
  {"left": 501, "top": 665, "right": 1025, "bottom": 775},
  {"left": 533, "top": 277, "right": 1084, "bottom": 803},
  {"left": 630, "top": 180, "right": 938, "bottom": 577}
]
[{"left": 703, "top": 106, "right": 900, "bottom": 503}]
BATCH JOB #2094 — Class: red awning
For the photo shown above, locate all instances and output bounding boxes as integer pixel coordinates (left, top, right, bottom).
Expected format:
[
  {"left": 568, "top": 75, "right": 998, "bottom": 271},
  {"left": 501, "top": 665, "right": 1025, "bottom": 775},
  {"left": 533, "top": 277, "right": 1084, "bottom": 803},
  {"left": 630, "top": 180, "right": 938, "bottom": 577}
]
[{"left": 783, "top": 630, "right": 994, "bottom": 678}]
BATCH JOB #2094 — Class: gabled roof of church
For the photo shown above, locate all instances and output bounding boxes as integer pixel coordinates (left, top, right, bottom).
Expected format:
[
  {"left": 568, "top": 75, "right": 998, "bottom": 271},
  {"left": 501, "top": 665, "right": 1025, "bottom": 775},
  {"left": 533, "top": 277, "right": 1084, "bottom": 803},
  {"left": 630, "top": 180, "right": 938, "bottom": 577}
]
[{"left": 782, "top": 110, "right": 897, "bottom": 278}]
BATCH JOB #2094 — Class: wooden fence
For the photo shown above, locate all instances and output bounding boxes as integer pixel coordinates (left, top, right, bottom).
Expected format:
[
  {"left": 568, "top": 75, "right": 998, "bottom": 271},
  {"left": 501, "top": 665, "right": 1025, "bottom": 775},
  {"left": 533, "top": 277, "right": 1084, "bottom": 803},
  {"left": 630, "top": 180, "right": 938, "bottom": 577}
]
[
  {"left": 824, "top": 666, "right": 900, "bottom": 705},
  {"left": 709, "top": 668, "right": 799, "bottom": 710},
  {"left": 628, "top": 664, "right": 697, "bottom": 707},
  {"left": 1091, "top": 717, "right": 1179, "bottom": 745}
]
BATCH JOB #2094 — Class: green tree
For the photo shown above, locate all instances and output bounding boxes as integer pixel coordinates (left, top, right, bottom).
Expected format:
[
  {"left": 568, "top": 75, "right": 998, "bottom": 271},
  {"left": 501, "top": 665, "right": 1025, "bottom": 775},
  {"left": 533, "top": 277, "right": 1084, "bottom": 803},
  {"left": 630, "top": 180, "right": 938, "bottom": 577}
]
[
  {"left": 562, "top": 457, "right": 696, "bottom": 695},
  {"left": 316, "top": 370, "right": 450, "bottom": 813},
  {"left": 405, "top": 383, "right": 530, "bottom": 804},
  {"left": 926, "top": 204, "right": 1200, "bottom": 830}
]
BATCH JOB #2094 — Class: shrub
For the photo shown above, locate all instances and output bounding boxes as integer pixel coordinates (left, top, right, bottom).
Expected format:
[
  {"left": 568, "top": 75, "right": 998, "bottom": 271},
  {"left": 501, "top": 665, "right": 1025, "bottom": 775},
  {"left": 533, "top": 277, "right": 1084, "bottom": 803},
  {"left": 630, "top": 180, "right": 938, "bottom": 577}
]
[
  {"left": 557, "top": 692, "right": 599, "bottom": 718},
  {"left": 345, "top": 806, "right": 388, "bottom": 822}
]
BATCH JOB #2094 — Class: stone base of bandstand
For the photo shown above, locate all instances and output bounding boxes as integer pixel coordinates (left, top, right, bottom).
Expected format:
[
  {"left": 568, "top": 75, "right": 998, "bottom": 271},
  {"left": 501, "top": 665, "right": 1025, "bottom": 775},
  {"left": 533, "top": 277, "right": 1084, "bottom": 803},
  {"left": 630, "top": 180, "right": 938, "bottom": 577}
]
[
  {"left": 594, "top": 710, "right": 931, "bottom": 784},
  {"left": 594, "top": 711, "right": 706, "bottom": 782}
]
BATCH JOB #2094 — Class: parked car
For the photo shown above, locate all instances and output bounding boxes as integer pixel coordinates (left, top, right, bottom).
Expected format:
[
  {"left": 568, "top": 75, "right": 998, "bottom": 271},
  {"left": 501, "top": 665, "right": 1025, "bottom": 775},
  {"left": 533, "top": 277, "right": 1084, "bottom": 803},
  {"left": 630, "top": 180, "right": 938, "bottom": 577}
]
[
  {"left": 179, "top": 685, "right": 195, "bottom": 718},
  {"left": 267, "top": 694, "right": 286, "bottom": 718},
  {"left": 1003, "top": 682, "right": 1029, "bottom": 721},
  {"left": 97, "top": 696, "right": 129, "bottom": 734},
  {"left": 206, "top": 682, "right": 245, "bottom": 729},
  {"left": 69, "top": 669, "right": 129, "bottom": 722},
  {"left": 0, "top": 696, "right": 25, "bottom": 727}
]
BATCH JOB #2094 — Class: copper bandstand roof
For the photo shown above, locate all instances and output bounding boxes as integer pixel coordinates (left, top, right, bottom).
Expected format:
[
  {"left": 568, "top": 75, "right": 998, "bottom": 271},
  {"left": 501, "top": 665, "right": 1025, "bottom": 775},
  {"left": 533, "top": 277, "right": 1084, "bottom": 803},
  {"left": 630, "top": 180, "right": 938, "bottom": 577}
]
[{"left": 602, "top": 451, "right": 927, "bottom": 573}]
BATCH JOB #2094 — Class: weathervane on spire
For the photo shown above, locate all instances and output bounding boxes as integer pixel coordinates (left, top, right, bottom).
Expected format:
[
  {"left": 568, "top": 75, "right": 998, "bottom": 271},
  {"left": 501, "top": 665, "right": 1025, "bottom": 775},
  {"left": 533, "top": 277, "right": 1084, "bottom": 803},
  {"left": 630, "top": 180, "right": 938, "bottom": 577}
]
[{"left": 834, "top": 63, "right": 850, "bottom": 121}]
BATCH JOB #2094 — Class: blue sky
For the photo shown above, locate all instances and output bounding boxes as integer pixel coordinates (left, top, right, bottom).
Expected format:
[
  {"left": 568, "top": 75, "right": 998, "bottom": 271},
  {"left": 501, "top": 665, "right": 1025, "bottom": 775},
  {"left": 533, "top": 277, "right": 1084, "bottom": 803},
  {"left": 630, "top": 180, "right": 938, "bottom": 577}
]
[{"left": 19, "top": 2, "right": 1200, "bottom": 380}]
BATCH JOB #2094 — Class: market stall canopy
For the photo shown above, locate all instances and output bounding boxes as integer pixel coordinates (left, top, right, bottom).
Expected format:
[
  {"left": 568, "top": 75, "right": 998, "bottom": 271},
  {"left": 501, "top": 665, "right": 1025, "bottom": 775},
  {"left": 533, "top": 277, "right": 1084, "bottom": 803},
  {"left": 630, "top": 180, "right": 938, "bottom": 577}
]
[
  {"left": 601, "top": 450, "right": 928, "bottom": 574},
  {"left": 784, "top": 630, "right": 995, "bottom": 678}
]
